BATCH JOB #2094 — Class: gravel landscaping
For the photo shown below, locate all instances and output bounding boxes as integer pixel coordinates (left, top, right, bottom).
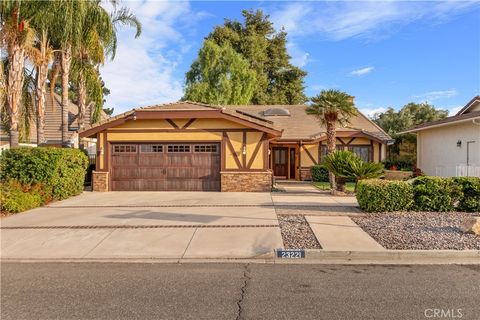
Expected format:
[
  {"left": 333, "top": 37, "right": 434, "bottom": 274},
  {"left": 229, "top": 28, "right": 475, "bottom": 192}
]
[
  {"left": 277, "top": 215, "right": 321, "bottom": 249},
  {"left": 352, "top": 212, "right": 480, "bottom": 250}
]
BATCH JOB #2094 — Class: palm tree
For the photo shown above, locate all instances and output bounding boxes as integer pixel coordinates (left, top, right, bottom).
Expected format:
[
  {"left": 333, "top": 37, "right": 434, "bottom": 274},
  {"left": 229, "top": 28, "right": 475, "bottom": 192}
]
[
  {"left": 0, "top": 0, "right": 36, "bottom": 147},
  {"left": 306, "top": 89, "right": 357, "bottom": 190}
]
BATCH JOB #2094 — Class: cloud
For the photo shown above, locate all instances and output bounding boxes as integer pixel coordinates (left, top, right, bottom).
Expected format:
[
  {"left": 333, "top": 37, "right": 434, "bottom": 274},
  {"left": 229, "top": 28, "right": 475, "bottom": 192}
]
[
  {"left": 286, "top": 43, "right": 309, "bottom": 67},
  {"left": 350, "top": 66, "right": 374, "bottom": 76},
  {"left": 270, "top": 1, "right": 479, "bottom": 41},
  {"left": 414, "top": 89, "right": 458, "bottom": 102},
  {"left": 100, "top": 1, "right": 207, "bottom": 114},
  {"left": 448, "top": 105, "right": 463, "bottom": 116},
  {"left": 358, "top": 106, "right": 387, "bottom": 118}
]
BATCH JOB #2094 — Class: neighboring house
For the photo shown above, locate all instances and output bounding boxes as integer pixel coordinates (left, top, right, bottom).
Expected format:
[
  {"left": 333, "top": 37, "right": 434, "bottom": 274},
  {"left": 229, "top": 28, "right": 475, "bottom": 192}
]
[
  {"left": 0, "top": 91, "right": 108, "bottom": 152},
  {"left": 80, "top": 101, "right": 391, "bottom": 192},
  {"left": 401, "top": 96, "right": 480, "bottom": 177}
]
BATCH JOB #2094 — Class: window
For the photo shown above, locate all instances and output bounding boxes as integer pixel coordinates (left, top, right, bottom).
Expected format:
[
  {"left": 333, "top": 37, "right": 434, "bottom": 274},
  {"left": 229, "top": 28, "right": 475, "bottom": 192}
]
[
  {"left": 350, "top": 146, "right": 372, "bottom": 162},
  {"left": 321, "top": 145, "right": 344, "bottom": 158},
  {"left": 140, "top": 144, "right": 163, "bottom": 153},
  {"left": 167, "top": 145, "right": 191, "bottom": 153},
  {"left": 113, "top": 144, "right": 137, "bottom": 153},
  {"left": 194, "top": 144, "right": 218, "bottom": 153}
]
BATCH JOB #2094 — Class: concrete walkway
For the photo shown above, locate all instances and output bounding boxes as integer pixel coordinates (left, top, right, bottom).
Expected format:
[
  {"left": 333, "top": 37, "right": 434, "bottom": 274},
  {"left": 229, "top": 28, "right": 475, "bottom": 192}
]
[{"left": 306, "top": 216, "right": 384, "bottom": 251}]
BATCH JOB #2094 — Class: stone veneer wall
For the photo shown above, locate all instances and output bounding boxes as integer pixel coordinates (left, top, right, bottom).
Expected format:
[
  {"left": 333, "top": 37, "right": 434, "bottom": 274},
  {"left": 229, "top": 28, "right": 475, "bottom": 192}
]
[
  {"left": 92, "top": 171, "right": 109, "bottom": 192},
  {"left": 300, "top": 167, "right": 312, "bottom": 181},
  {"left": 221, "top": 171, "right": 272, "bottom": 192}
]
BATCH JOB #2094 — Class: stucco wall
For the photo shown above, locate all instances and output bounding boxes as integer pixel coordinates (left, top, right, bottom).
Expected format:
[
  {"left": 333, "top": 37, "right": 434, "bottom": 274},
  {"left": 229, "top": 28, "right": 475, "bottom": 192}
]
[{"left": 417, "top": 122, "right": 480, "bottom": 177}]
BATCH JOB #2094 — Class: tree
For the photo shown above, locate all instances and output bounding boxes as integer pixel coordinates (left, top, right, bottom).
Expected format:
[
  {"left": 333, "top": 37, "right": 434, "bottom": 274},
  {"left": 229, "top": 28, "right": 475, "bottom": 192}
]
[
  {"left": 186, "top": 9, "right": 307, "bottom": 105},
  {"left": 0, "top": 0, "right": 37, "bottom": 147},
  {"left": 306, "top": 89, "right": 357, "bottom": 190},
  {"left": 184, "top": 39, "right": 256, "bottom": 105},
  {"left": 374, "top": 102, "right": 448, "bottom": 161}
]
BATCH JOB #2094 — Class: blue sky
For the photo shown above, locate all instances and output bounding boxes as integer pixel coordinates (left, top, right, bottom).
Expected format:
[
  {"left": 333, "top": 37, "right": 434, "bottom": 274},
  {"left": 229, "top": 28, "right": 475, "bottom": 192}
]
[{"left": 101, "top": 1, "right": 480, "bottom": 116}]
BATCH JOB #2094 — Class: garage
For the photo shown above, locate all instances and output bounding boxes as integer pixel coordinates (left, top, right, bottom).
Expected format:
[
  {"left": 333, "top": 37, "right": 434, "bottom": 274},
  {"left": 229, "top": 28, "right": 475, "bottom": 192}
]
[{"left": 111, "top": 143, "right": 221, "bottom": 191}]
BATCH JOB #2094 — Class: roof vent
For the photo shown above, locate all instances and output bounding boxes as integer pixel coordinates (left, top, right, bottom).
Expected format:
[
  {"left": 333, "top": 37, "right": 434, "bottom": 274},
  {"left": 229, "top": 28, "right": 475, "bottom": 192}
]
[{"left": 263, "top": 108, "right": 290, "bottom": 116}]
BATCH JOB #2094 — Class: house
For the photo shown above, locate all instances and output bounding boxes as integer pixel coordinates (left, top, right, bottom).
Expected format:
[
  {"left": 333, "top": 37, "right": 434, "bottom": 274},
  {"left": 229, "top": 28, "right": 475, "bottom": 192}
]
[
  {"left": 401, "top": 96, "right": 480, "bottom": 177},
  {"left": 79, "top": 101, "right": 392, "bottom": 192},
  {"left": 0, "top": 92, "right": 108, "bottom": 152}
]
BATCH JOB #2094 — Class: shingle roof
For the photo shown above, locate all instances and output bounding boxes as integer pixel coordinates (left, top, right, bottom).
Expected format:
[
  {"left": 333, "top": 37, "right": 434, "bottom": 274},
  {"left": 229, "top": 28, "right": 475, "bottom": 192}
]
[
  {"left": 456, "top": 95, "right": 480, "bottom": 115},
  {"left": 223, "top": 104, "right": 391, "bottom": 142}
]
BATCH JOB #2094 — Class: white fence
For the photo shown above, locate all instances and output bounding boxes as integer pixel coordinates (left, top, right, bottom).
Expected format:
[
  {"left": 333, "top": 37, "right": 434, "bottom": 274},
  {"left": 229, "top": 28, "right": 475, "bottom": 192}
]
[{"left": 456, "top": 165, "right": 480, "bottom": 177}]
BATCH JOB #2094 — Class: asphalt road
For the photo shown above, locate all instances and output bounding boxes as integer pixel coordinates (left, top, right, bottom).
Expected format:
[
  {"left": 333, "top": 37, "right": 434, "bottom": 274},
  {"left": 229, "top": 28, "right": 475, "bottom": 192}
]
[{"left": 1, "top": 263, "right": 479, "bottom": 320}]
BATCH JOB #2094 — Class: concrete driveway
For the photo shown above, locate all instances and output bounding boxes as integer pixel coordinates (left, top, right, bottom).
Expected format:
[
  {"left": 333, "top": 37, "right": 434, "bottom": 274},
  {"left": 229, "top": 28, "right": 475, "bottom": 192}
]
[{"left": 1, "top": 184, "right": 360, "bottom": 260}]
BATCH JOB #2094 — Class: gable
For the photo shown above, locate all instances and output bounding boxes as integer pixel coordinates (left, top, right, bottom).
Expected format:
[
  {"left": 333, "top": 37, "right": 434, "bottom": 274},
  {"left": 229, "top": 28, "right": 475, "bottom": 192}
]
[{"left": 456, "top": 96, "right": 480, "bottom": 115}]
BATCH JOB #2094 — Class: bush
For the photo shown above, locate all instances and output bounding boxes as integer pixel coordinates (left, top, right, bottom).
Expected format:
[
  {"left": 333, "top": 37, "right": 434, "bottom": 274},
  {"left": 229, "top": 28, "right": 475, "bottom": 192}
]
[
  {"left": 383, "top": 156, "right": 414, "bottom": 171},
  {"left": 0, "top": 181, "right": 42, "bottom": 214},
  {"left": 311, "top": 165, "right": 329, "bottom": 182},
  {"left": 0, "top": 147, "right": 88, "bottom": 201},
  {"left": 356, "top": 179, "right": 414, "bottom": 212},
  {"left": 452, "top": 177, "right": 480, "bottom": 212},
  {"left": 412, "top": 176, "right": 461, "bottom": 212}
]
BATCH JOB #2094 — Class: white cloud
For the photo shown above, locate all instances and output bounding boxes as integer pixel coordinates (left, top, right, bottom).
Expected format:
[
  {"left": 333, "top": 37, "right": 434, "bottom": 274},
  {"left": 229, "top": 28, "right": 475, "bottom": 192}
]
[
  {"left": 447, "top": 105, "right": 463, "bottom": 116},
  {"left": 286, "top": 42, "right": 309, "bottom": 67},
  {"left": 100, "top": 1, "right": 207, "bottom": 114},
  {"left": 359, "top": 107, "right": 387, "bottom": 119},
  {"left": 270, "top": 1, "right": 479, "bottom": 41},
  {"left": 350, "top": 66, "right": 374, "bottom": 76},
  {"left": 414, "top": 89, "right": 458, "bottom": 102}
]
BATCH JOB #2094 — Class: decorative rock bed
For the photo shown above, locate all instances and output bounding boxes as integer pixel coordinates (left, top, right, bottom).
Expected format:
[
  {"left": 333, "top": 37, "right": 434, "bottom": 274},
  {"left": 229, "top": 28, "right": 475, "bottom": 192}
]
[
  {"left": 352, "top": 212, "right": 480, "bottom": 250},
  {"left": 277, "top": 215, "right": 321, "bottom": 249}
]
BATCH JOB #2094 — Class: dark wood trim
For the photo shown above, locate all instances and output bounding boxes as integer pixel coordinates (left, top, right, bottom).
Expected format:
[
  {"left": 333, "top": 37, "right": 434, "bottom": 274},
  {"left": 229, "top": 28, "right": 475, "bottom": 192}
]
[
  {"left": 302, "top": 144, "right": 318, "bottom": 165},
  {"left": 95, "top": 132, "right": 100, "bottom": 171},
  {"left": 221, "top": 169, "right": 270, "bottom": 173},
  {"left": 298, "top": 141, "right": 302, "bottom": 180},
  {"left": 247, "top": 133, "right": 266, "bottom": 169},
  {"left": 263, "top": 138, "right": 269, "bottom": 170},
  {"left": 311, "top": 131, "right": 385, "bottom": 144},
  {"left": 182, "top": 118, "right": 196, "bottom": 129},
  {"left": 106, "top": 128, "right": 261, "bottom": 133},
  {"left": 221, "top": 134, "right": 226, "bottom": 171},
  {"left": 370, "top": 140, "right": 374, "bottom": 162},
  {"left": 166, "top": 119, "right": 179, "bottom": 129},
  {"left": 346, "top": 137, "right": 356, "bottom": 145},
  {"left": 337, "top": 137, "right": 346, "bottom": 145},
  {"left": 318, "top": 141, "right": 322, "bottom": 163},
  {"left": 242, "top": 131, "right": 247, "bottom": 169},
  {"left": 378, "top": 142, "right": 382, "bottom": 162},
  {"left": 224, "top": 132, "right": 242, "bottom": 169},
  {"left": 102, "top": 131, "right": 108, "bottom": 172},
  {"left": 80, "top": 109, "right": 282, "bottom": 138}
]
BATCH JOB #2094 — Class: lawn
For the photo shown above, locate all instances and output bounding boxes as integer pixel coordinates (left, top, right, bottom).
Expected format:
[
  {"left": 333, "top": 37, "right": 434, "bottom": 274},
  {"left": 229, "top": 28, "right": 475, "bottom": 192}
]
[{"left": 313, "top": 181, "right": 356, "bottom": 193}]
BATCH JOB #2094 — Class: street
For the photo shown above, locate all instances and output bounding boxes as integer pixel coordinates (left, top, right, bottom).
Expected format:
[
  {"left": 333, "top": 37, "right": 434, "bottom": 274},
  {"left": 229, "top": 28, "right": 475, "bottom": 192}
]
[{"left": 1, "top": 263, "right": 479, "bottom": 320}]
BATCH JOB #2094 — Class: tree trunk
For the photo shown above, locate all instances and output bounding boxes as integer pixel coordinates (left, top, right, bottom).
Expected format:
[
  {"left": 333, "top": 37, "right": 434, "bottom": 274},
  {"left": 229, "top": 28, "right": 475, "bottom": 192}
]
[
  {"left": 7, "top": 43, "right": 25, "bottom": 148},
  {"left": 77, "top": 71, "right": 86, "bottom": 130},
  {"left": 49, "top": 54, "right": 60, "bottom": 111},
  {"left": 36, "top": 63, "right": 48, "bottom": 145},
  {"left": 61, "top": 44, "right": 72, "bottom": 146},
  {"left": 326, "top": 120, "right": 337, "bottom": 190}
]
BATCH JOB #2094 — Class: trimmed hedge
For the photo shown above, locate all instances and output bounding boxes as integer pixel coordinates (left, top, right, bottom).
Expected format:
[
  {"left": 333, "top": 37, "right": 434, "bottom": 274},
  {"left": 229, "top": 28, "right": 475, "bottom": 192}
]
[
  {"left": 311, "top": 165, "right": 329, "bottom": 182},
  {"left": 0, "top": 180, "right": 43, "bottom": 214},
  {"left": 356, "top": 176, "right": 480, "bottom": 213},
  {"left": 0, "top": 147, "right": 88, "bottom": 213},
  {"left": 357, "top": 179, "right": 414, "bottom": 212}
]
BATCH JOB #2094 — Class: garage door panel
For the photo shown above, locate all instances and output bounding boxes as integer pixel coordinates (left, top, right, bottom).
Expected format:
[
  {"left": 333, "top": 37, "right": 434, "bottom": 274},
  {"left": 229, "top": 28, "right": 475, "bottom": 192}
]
[{"left": 111, "top": 143, "right": 220, "bottom": 191}]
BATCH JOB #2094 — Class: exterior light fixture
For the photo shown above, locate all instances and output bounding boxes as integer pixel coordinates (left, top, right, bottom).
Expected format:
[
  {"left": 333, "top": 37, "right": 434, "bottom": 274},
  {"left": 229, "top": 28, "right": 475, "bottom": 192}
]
[
  {"left": 456, "top": 140, "right": 462, "bottom": 147},
  {"left": 132, "top": 111, "right": 137, "bottom": 121},
  {"left": 242, "top": 145, "right": 247, "bottom": 155}
]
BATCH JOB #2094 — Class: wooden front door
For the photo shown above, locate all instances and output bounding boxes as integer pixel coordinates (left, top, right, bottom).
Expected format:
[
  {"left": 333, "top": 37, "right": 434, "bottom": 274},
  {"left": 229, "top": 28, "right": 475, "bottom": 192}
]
[
  {"left": 111, "top": 143, "right": 220, "bottom": 191},
  {"left": 272, "top": 147, "right": 288, "bottom": 178}
]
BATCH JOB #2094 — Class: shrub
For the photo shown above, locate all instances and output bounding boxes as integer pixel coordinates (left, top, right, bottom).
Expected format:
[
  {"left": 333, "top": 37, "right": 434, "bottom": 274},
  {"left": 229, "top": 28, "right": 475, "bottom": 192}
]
[
  {"left": 0, "top": 147, "right": 88, "bottom": 201},
  {"left": 383, "top": 156, "right": 414, "bottom": 171},
  {"left": 0, "top": 181, "right": 42, "bottom": 214},
  {"left": 356, "top": 179, "right": 414, "bottom": 212},
  {"left": 311, "top": 165, "right": 329, "bottom": 182},
  {"left": 452, "top": 177, "right": 480, "bottom": 212},
  {"left": 412, "top": 176, "right": 461, "bottom": 212}
]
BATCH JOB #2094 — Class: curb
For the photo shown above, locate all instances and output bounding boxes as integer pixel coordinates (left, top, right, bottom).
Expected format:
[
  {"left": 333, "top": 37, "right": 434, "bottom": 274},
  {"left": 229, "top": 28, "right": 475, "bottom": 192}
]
[{"left": 2, "top": 249, "right": 479, "bottom": 265}]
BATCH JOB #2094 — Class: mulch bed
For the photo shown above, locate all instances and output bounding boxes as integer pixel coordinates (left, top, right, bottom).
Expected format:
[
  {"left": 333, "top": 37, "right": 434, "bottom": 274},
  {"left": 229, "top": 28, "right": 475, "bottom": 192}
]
[
  {"left": 352, "top": 212, "right": 480, "bottom": 250},
  {"left": 277, "top": 215, "right": 321, "bottom": 249}
]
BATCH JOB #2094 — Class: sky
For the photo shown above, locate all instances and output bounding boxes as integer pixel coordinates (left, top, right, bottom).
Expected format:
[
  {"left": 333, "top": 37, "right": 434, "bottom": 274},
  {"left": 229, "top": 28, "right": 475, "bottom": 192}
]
[{"left": 101, "top": 0, "right": 480, "bottom": 117}]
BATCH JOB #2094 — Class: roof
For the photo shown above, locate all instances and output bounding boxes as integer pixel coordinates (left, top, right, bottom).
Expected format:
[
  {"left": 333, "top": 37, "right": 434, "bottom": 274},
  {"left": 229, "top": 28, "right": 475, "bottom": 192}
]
[
  {"left": 455, "top": 95, "right": 480, "bottom": 116},
  {"left": 79, "top": 101, "right": 282, "bottom": 138},
  {"left": 223, "top": 104, "right": 392, "bottom": 142},
  {"left": 0, "top": 91, "right": 108, "bottom": 145},
  {"left": 400, "top": 110, "right": 480, "bottom": 133}
]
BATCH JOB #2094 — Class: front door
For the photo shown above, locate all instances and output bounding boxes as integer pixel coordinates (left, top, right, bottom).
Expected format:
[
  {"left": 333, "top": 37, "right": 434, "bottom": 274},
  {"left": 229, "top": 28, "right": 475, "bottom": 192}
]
[{"left": 273, "top": 147, "right": 288, "bottom": 178}]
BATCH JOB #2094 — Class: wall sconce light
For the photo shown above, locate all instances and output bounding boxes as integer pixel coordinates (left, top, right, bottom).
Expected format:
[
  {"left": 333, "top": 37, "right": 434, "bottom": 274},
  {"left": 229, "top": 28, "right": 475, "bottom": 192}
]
[
  {"left": 98, "top": 147, "right": 104, "bottom": 155},
  {"left": 132, "top": 111, "right": 137, "bottom": 121},
  {"left": 456, "top": 140, "right": 462, "bottom": 147},
  {"left": 242, "top": 144, "right": 247, "bottom": 155}
]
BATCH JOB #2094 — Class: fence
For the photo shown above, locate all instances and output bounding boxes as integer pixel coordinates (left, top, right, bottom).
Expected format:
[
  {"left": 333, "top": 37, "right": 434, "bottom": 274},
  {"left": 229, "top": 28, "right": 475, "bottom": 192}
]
[{"left": 456, "top": 165, "right": 480, "bottom": 178}]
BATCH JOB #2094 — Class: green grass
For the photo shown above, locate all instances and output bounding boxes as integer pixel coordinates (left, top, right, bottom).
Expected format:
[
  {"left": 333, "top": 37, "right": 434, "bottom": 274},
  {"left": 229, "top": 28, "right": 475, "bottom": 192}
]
[{"left": 313, "top": 181, "right": 356, "bottom": 193}]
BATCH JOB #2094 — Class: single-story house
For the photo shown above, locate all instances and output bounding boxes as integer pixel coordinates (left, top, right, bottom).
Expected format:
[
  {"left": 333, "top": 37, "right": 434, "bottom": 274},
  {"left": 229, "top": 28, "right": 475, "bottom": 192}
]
[
  {"left": 79, "top": 101, "right": 392, "bottom": 192},
  {"left": 401, "top": 95, "right": 480, "bottom": 177},
  {"left": 0, "top": 92, "right": 108, "bottom": 151}
]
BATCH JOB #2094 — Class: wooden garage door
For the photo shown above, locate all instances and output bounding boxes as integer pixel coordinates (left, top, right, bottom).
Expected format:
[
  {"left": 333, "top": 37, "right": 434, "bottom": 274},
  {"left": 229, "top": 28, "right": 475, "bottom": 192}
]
[{"left": 111, "top": 143, "right": 220, "bottom": 191}]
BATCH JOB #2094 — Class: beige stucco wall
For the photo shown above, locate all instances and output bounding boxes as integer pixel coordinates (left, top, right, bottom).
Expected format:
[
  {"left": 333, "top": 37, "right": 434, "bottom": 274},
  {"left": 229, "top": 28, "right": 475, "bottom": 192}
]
[{"left": 417, "top": 121, "right": 480, "bottom": 177}]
